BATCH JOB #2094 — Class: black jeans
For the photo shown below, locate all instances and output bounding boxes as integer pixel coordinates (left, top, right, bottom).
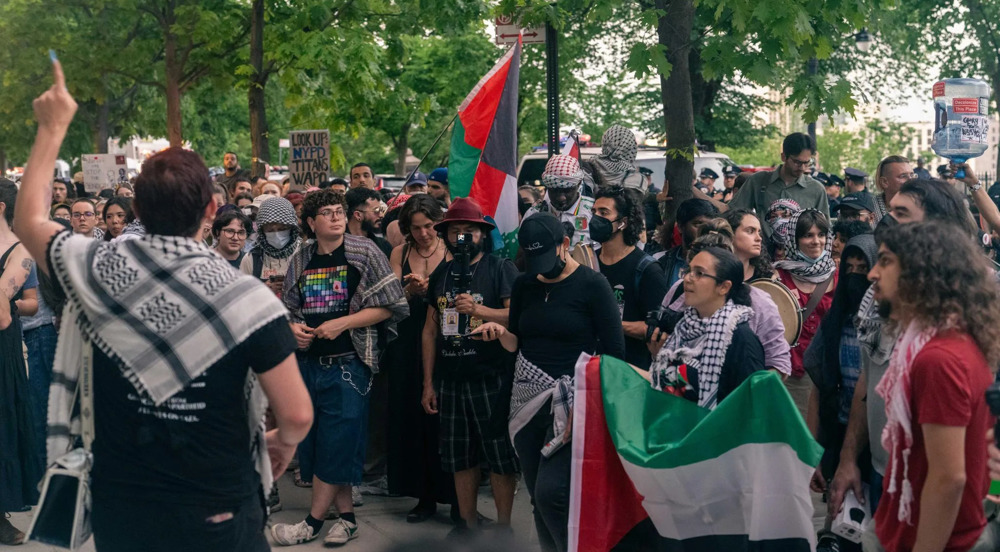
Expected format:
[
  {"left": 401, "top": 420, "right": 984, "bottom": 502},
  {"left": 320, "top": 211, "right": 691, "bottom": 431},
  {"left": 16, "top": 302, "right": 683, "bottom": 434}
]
[
  {"left": 92, "top": 491, "right": 269, "bottom": 552},
  {"left": 513, "top": 403, "right": 570, "bottom": 552}
]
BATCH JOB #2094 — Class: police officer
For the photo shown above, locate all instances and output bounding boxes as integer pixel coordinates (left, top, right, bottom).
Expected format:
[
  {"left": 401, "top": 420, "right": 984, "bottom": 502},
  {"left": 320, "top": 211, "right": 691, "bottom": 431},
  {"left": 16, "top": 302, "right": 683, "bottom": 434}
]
[{"left": 844, "top": 167, "right": 868, "bottom": 194}]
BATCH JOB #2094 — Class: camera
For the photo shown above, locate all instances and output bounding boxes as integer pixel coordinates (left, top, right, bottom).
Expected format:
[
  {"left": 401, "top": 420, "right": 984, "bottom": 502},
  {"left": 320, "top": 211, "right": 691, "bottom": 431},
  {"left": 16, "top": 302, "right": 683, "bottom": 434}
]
[{"left": 645, "top": 307, "right": 683, "bottom": 342}]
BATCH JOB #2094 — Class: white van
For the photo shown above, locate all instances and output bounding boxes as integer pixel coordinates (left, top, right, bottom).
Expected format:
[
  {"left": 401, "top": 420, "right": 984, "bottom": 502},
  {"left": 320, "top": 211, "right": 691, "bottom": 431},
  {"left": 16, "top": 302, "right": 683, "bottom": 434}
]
[{"left": 516, "top": 147, "right": 738, "bottom": 191}]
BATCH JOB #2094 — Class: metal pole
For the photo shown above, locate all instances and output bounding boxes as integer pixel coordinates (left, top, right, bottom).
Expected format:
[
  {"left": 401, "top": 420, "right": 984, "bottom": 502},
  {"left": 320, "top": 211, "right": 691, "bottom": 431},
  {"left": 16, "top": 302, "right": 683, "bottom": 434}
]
[
  {"left": 546, "top": 21, "right": 559, "bottom": 158},
  {"left": 405, "top": 113, "right": 458, "bottom": 183}
]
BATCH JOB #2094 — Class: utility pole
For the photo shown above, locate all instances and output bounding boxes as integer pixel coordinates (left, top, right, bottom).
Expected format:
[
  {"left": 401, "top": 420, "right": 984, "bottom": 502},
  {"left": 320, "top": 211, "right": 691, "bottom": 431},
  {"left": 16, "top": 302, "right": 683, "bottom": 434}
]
[{"left": 546, "top": 20, "right": 559, "bottom": 158}]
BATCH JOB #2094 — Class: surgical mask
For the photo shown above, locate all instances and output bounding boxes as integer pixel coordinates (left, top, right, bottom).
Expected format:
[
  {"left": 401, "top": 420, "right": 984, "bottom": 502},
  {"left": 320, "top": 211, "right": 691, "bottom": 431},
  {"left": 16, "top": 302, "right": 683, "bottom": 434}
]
[
  {"left": 241, "top": 207, "right": 253, "bottom": 217},
  {"left": 265, "top": 229, "right": 292, "bottom": 249},
  {"left": 588, "top": 215, "right": 619, "bottom": 243}
]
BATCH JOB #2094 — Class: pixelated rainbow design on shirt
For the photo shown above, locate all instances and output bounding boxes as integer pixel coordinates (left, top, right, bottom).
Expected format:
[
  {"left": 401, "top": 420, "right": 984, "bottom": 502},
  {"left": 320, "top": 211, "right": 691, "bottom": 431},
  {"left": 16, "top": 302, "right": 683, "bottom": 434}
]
[{"left": 300, "top": 265, "right": 349, "bottom": 314}]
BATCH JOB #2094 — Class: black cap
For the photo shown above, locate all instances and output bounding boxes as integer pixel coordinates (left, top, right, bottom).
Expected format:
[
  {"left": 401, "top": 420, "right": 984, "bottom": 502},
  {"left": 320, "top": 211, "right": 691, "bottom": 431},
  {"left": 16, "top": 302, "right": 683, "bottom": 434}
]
[
  {"left": 844, "top": 167, "right": 868, "bottom": 180},
  {"left": 828, "top": 174, "right": 845, "bottom": 187},
  {"left": 833, "top": 191, "right": 877, "bottom": 214},
  {"left": 936, "top": 164, "right": 953, "bottom": 177},
  {"left": 699, "top": 168, "right": 719, "bottom": 180},
  {"left": 814, "top": 172, "right": 831, "bottom": 186},
  {"left": 519, "top": 213, "right": 566, "bottom": 276},
  {"left": 723, "top": 165, "right": 741, "bottom": 176}
]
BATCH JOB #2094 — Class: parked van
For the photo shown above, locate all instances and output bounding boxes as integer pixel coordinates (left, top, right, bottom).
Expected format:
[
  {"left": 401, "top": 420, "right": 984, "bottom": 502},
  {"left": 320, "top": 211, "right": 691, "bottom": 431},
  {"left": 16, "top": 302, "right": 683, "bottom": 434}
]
[{"left": 516, "top": 147, "right": 738, "bottom": 191}]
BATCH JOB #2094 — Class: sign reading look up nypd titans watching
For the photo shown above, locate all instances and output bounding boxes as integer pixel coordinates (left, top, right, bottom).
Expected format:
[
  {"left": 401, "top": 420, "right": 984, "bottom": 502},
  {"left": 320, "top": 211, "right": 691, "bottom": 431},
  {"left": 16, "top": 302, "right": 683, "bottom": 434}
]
[{"left": 289, "top": 129, "right": 330, "bottom": 187}]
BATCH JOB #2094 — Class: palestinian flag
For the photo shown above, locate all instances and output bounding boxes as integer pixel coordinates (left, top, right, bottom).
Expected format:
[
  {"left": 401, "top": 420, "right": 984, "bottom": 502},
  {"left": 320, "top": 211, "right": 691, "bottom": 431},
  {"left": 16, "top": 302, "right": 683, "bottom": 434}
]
[
  {"left": 570, "top": 355, "right": 823, "bottom": 552},
  {"left": 562, "top": 130, "right": 581, "bottom": 161},
  {"left": 448, "top": 38, "right": 521, "bottom": 258}
]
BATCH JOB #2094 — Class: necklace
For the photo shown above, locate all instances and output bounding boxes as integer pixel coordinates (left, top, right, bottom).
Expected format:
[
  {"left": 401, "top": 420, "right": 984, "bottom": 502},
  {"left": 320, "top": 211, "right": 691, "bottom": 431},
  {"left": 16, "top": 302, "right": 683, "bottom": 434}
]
[{"left": 413, "top": 238, "right": 441, "bottom": 272}]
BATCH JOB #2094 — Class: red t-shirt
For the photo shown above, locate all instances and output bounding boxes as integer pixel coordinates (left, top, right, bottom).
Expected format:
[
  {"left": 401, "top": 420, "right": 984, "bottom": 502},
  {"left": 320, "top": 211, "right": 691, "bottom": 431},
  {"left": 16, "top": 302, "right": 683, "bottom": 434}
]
[
  {"left": 777, "top": 268, "right": 837, "bottom": 377},
  {"left": 874, "top": 331, "right": 993, "bottom": 552}
]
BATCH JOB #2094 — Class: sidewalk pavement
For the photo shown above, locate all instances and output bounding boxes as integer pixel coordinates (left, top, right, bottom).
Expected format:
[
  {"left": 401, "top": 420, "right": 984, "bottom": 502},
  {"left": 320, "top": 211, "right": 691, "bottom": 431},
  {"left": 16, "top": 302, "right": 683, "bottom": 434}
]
[{"left": 11, "top": 472, "right": 541, "bottom": 551}]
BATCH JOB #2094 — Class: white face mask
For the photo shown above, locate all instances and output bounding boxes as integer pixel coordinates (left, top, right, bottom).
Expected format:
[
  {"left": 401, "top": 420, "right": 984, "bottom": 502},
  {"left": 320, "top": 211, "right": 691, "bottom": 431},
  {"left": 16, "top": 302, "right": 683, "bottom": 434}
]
[{"left": 265, "top": 229, "right": 292, "bottom": 249}]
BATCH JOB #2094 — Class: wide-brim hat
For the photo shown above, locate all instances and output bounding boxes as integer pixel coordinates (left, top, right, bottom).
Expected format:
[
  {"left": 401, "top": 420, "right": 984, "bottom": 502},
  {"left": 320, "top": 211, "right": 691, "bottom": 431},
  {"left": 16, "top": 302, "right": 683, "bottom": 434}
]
[{"left": 433, "top": 196, "right": 495, "bottom": 233}]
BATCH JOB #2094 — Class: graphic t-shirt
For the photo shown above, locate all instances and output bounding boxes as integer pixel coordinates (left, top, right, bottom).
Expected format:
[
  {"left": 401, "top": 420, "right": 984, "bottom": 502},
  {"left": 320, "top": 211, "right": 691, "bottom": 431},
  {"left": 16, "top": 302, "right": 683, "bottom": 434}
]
[
  {"left": 298, "top": 244, "right": 360, "bottom": 356},
  {"left": 426, "top": 254, "right": 518, "bottom": 381},
  {"left": 90, "top": 316, "right": 296, "bottom": 506},
  {"left": 874, "top": 331, "right": 993, "bottom": 552},
  {"left": 598, "top": 247, "right": 668, "bottom": 369}
]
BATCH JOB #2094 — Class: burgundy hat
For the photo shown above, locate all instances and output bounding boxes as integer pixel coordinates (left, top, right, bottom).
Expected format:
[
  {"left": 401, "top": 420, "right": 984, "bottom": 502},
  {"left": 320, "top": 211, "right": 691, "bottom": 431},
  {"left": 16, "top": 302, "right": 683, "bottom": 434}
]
[{"left": 433, "top": 197, "right": 495, "bottom": 233}]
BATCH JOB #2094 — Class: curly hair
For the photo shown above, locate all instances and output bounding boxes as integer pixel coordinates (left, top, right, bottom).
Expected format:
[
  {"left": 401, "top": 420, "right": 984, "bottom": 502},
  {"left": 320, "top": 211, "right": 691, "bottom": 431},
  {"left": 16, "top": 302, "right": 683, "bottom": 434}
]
[
  {"left": 399, "top": 194, "right": 443, "bottom": 242},
  {"left": 594, "top": 185, "right": 644, "bottom": 246},
  {"left": 300, "top": 189, "right": 347, "bottom": 240},
  {"left": 881, "top": 220, "right": 1000, "bottom": 366},
  {"left": 897, "top": 178, "right": 978, "bottom": 237},
  {"left": 723, "top": 208, "right": 774, "bottom": 280}
]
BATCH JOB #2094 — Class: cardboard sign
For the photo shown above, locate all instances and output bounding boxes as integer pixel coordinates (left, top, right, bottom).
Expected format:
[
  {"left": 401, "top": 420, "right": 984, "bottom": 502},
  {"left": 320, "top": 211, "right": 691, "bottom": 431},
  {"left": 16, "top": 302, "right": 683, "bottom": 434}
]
[
  {"left": 289, "top": 130, "right": 330, "bottom": 187},
  {"left": 80, "top": 154, "right": 128, "bottom": 193}
]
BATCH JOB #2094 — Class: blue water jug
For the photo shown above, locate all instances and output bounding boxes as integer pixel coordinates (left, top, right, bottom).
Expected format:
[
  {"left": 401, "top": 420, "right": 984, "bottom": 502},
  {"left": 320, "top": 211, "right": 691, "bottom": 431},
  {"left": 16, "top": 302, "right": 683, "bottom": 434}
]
[{"left": 931, "top": 78, "right": 990, "bottom": 179}]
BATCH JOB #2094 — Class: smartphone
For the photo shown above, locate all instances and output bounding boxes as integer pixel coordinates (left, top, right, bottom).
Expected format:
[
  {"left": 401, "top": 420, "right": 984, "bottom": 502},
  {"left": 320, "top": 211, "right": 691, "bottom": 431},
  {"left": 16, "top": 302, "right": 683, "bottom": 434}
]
[{"left": 268, "top": 275, "right": 285, "bottom": 283}]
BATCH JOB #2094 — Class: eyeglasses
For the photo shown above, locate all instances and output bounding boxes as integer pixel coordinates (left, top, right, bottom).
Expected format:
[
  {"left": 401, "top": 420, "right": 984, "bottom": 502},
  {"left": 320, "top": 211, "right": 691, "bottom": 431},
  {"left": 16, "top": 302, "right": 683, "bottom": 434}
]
[
  {"left": 72, "top": 212, "right": 95, "bottom": 219},
  {"left": 221, "top": 228, "right": 248, "bottom": 238},
  {"left": 679, "top": 267, "right": 724, "bottom": 283},
  {"left": 360, "top": 206, "right": 386, "bottom": 217},
  {"left": 316, "top": 208, "right": 346, "bottom": 219},
  {"left": 787, "top": 158, "right": 812, "bottom": 168}
]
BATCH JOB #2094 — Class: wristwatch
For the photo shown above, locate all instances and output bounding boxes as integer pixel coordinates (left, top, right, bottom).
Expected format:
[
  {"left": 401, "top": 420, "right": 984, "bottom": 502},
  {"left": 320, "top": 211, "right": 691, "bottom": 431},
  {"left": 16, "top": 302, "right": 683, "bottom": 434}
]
[{"left": 969, "top": 181, "right": 983, "bottom": 193}]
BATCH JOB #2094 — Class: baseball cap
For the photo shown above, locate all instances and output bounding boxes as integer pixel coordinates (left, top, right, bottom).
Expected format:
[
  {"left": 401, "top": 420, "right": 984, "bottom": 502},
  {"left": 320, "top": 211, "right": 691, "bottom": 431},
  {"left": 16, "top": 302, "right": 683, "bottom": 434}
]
[
  {"left": 519, "top": 213, "right": 566, "bottom": 276},
  {"left": 405, "top": 171, "right": 428, "bottom": 188},
  {"left": 833, "top": 192, "right": 876, "bottom": 214},
  {"left": 428, "top": 168, "right": 448, "bottom": 184}
]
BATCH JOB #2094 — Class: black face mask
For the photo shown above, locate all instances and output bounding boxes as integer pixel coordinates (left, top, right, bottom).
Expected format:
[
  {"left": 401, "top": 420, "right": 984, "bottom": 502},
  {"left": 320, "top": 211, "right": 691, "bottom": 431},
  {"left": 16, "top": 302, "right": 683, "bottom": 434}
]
[
  {"left": 540, "top": 249, "right": 566, "bottom": 279},
  {"left": 445, "top": 236, "right": 482, "bottom": 259},
  {"left": 589, "top": 215, "right": 620, "bottom": 243},
  {"left": 841, "top": 273, "right": 870, "bottom": 313},
  {"left": 518, "top": 196, "right": 533, "bottom": 217}
]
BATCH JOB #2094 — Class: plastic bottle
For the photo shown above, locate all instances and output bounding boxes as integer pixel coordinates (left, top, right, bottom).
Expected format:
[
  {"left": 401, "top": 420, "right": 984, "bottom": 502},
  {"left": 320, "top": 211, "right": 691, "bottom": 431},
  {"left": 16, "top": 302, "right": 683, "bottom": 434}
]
[{"left": 931, "top": 78, "right": 991, "bottom": 179}]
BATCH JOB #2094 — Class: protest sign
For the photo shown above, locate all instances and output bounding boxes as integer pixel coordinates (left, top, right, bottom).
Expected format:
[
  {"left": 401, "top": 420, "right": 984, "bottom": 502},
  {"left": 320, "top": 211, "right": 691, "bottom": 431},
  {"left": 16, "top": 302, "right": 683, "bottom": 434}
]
[
  {"left": 81, "top": 154, "right": 128, "bottom": 193},
  {"left": 289, "top": 130, "right": 330, "bottom": 187}
]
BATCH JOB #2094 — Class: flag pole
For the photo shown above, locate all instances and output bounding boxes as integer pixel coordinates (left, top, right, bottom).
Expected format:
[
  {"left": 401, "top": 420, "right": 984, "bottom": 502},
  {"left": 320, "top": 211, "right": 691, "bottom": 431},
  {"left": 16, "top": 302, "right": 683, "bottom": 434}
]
[{"left": 405, "top": 113, "right": 459, "bottom": 183}]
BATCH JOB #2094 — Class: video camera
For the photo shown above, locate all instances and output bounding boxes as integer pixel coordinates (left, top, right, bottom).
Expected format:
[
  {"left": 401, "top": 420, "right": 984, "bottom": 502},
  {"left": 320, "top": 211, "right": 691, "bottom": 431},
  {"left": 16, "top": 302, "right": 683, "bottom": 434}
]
[
  {"left": 645, "top": 307, "right": 683, "bottom": 343},
  {"left": 446, "top": 233, "right": 475, "bottom": 349}
]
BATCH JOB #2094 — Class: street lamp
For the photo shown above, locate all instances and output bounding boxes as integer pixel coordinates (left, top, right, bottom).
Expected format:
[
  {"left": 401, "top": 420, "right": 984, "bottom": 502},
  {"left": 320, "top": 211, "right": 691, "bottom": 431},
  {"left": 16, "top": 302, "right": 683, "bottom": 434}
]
[{"left": 855, "top": 28, "right": 873, "bottom": 52}]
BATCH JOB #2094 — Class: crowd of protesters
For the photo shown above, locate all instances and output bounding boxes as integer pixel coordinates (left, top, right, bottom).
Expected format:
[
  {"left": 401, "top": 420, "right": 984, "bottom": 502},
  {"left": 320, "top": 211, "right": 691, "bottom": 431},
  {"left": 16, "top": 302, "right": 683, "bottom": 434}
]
[{"left": 3, "top": 61, "right": 1000, "bottom": 552}]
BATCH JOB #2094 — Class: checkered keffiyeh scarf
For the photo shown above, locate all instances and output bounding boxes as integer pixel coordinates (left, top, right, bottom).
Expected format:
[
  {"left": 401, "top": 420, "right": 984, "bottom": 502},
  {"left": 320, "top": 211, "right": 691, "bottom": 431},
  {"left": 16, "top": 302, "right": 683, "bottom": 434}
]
[
  {"left": 509, "top": 352, "right": 574, "bottom": 458},
  {"left": 541, "top": 154, "right": 585, "bottom": 189},
  {"left": 46, "top": 230, "right": 288, "bottom": 490},
  {"left": 875, "top": 321, "right": 938, "bottom": 525},
  {"left": 872, "top": 192, "right": 888, "bottom": 224},
  {"left": 598, "top": 124, "right": 638, "bottom": 174},
  {"left": 773, "top": 209, "right": 837, "bottom": 283},
  {"left": 255, "top": 197, "right": 300, "bottom": 259},
  {"left": 766, "top": 198, "right": 802, "bottom": 222},
  {"left": 654, "top": 301, "right": 753, "bottom": 409}
]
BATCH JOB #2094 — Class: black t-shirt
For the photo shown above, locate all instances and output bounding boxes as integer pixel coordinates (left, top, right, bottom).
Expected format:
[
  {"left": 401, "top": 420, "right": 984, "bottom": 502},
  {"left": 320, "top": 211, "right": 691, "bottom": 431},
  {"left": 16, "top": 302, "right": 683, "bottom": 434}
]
[
  {"left": 598, "top": 248, "right": 668, "bottom": 369},
  {"left": 508, "top": 266, "right": 626, "bottom": 379},
  {"left": 298, "top": 244, "right": 360, "bottom": 356},
  {"left": 227, "top": 251, "right": 246, "bottom": 270},
  {"left": 426, "top": 254, "right": 518, "bottom": 381},
  {"left": 718, "top": 321, "right": 766, "bottom": 402},
  {"left": 91, "top": 316, "right": 296, "bottom": 506}
]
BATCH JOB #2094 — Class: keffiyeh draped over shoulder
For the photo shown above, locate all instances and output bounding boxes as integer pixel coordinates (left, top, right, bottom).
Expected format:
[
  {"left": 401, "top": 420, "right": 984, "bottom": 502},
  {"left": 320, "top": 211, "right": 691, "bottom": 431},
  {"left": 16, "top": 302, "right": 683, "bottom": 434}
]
[
  {"left": 773, "top": 208, "right": 837, "bottom": 283},
  {"left": 46, "top": 231, "right": 289, "bottom": 491},
  {"left": 651, "top": 301, "right": 753, "bottom": 410}
]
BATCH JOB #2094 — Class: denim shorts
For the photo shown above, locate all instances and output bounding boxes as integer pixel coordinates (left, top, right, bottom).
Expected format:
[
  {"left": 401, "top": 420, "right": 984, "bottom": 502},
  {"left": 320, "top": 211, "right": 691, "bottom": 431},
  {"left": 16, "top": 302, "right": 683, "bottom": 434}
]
[{"left": 296, "top": 352, "right": 371, "bottom": 486}]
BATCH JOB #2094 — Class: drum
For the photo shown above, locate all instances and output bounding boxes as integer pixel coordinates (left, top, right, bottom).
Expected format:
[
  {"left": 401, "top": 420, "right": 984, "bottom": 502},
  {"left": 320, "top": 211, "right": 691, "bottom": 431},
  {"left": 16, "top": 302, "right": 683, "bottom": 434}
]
[
  {"left": 749, "top": 278, "right": 803, "bottom": 346},
  {"left": 571, "top": 243, "right": 600, "bottom": 271}
]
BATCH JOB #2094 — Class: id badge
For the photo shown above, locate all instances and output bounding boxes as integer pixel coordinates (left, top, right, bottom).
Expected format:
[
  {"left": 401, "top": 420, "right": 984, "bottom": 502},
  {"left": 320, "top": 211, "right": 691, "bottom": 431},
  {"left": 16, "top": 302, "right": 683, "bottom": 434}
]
[{"left": 442, "top": 308, "right": 460, "bottom": 336}]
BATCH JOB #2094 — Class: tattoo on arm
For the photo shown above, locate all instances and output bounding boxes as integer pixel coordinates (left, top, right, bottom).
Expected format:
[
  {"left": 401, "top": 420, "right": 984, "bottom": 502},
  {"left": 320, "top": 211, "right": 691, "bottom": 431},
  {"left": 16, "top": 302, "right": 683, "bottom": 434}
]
[{"left": 21, "top": 258, "right": 33, "bottom": 271}]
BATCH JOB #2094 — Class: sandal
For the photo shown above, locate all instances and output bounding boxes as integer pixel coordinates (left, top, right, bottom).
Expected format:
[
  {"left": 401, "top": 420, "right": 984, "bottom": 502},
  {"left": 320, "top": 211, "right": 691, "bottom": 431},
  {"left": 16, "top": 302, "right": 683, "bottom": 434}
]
[{"left": 293, "top": 469, "right": 312, "bottom": 488}]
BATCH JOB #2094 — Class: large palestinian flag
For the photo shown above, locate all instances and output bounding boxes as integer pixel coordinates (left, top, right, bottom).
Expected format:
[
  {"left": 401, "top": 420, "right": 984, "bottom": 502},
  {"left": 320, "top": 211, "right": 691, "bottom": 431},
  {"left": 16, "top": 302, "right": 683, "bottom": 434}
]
[
  {"left": 570, "top": 355, "right": 823, "bottom": 552},
  {"left": 448, "top": 38, "right": 521, "bottom": 258}
]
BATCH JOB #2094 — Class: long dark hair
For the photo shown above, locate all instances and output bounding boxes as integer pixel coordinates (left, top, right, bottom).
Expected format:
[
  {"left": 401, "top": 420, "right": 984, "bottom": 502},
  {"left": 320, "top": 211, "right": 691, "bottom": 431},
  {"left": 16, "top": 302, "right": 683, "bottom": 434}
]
[
  {"left": 897, "top": 178, "right": 978, "bottom": 237},
  {"left": 723, "top": 208, "right": 773, "bottom": 280},
  {"left": 702, "top": 246, "right": 752, "bottom": 307},
  {"left": 102, "top": 196, "right": 135, "bottom": 241},
  {"left": 399, "top": 195, "right": 444, "bottom": 243}
]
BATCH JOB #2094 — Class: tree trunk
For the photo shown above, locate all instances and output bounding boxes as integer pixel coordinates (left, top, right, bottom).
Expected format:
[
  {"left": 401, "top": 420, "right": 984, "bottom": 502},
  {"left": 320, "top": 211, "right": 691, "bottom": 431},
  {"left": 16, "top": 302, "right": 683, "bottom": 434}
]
[
  {"left": 394, "top": 125, "right": 409, "bottom": 176},
  {"left": 690, "top": 45, "right": 719, "bottom": 151},
  {"left": 95, "top": 100, "right": 110, "bottom": 153},
  {"left": 164, "top": 28, "right": 183, "bottom": 147},
  {"left": 248, "top": 0, "right": 270, "bottom": 179},
  {"left": 993, "top": 69, "right": 1000, "bottom": 182},
  {"left": 0, "top": 149, "right": 6, "bottom": 176},
  {"left": 656, "top": 0, "right": 696, "bottom": 229}
]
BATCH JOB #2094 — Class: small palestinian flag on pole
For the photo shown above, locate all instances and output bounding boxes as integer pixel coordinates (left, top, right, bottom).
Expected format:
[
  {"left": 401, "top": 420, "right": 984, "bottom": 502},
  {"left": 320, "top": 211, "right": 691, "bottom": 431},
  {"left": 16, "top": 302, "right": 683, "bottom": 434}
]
[
  {"left": 570, "top": 354, "right": 823, "bottom": 552},
  {"left": 448, "top": 37, "right": 521, "bottom": 258},
  {"left": 562, "top": 129, "right": 581, "bottom": 161}
]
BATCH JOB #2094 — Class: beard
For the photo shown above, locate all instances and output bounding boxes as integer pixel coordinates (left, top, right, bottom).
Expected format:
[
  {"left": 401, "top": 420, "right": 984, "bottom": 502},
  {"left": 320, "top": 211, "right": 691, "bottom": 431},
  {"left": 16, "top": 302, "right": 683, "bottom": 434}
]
[
  {"left": 877, "top": 300, "right": 892, "bottom": 320},
  {"left": 361, "top": 219, "right": 378, "bottom": 235}
]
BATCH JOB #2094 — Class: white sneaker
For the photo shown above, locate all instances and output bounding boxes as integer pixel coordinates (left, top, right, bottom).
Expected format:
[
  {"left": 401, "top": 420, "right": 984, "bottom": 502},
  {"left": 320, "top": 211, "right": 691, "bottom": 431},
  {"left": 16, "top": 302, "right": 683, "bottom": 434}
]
[
  {"left": 271, "top": 520, "right": 319, "bottom": 546},
  {"left": 352, "top": 486, "right": 364, "bottom": 506},
  {"left": 324, "top": 518, "right": 359, "bottom": 545},
  {"left": 359, "top": 475, "right": 389, "bottom": 496}
]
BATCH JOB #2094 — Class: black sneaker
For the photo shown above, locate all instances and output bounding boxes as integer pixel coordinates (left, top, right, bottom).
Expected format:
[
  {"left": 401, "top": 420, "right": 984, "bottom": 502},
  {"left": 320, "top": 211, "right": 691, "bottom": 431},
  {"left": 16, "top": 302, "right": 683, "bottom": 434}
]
[{"left": 817, "top": 532, "right": 840, "bottom": 552}]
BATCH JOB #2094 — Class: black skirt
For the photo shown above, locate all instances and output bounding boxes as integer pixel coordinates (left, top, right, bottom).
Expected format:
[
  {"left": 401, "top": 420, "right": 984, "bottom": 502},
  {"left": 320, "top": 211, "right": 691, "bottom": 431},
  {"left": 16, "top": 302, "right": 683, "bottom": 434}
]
[{"left": 0, "top": 303, "right": 43, "bottom": 512}]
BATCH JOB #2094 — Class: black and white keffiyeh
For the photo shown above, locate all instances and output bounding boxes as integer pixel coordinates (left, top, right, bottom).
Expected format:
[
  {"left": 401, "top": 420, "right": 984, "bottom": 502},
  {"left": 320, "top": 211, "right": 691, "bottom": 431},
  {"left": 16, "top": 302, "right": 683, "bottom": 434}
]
[
  {"left": 597, "top": 124, "right": 638, "bottom": 174},
  {"left": 47, "top": 231, "right": 288, "bottom": 491},
  {"left": 652, "top": 301, "right": 753, "bottom": 409},
  {"left": 509, "top": 352, "right": 574, "bottom": 457},
  {"left": 773, "top": 209, "right": 837, "bottom": 283},
  {"left": 254, "top": 197, "right": 300, "bottom": 259}
]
